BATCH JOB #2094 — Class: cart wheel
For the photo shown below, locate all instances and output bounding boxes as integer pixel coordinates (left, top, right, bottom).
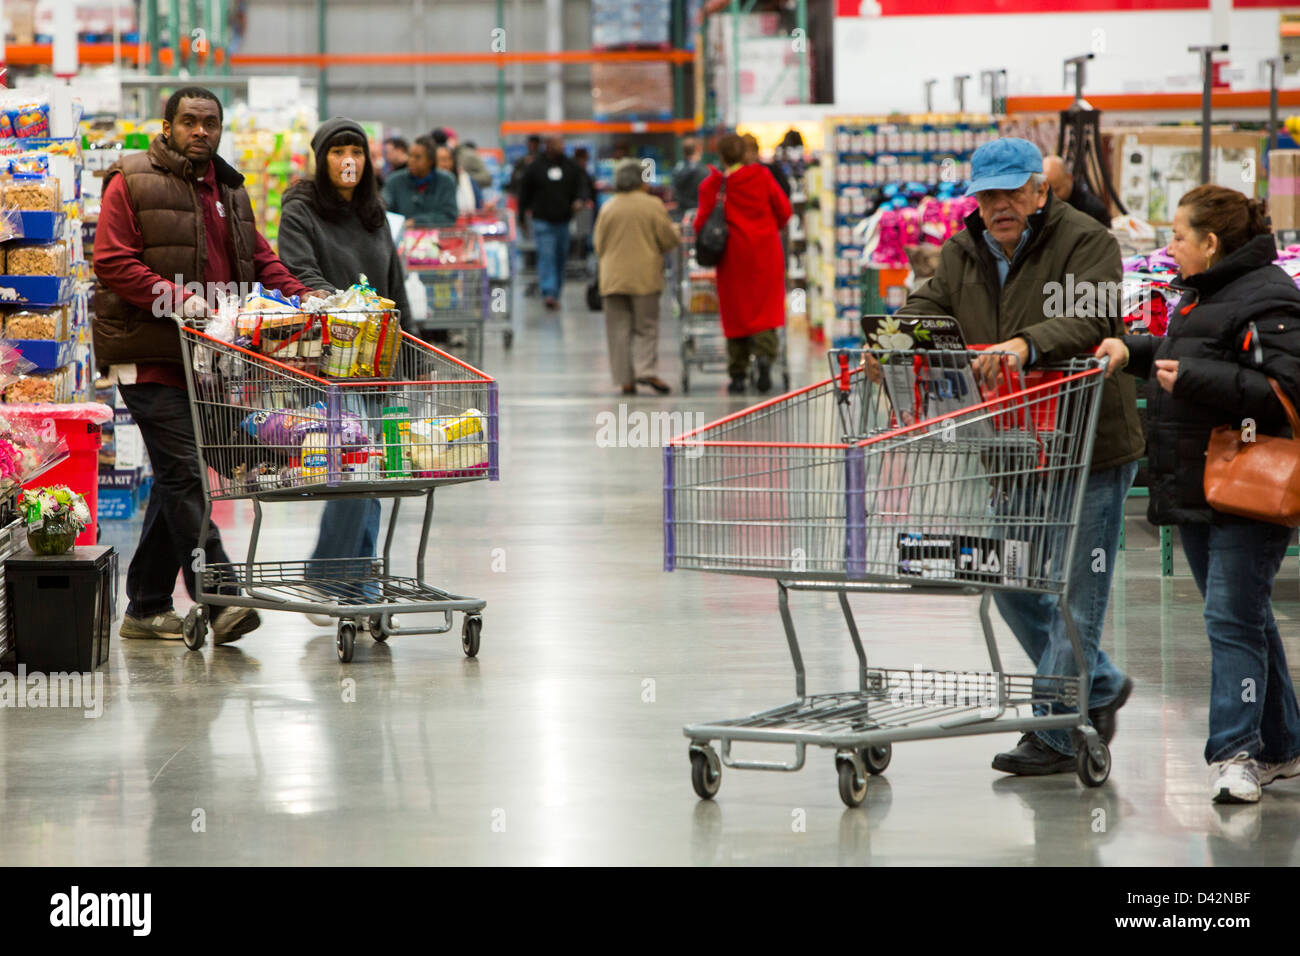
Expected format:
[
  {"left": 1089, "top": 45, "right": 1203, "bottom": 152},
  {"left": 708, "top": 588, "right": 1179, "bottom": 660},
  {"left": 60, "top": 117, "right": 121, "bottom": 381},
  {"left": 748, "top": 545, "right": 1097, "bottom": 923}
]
[
  {"left": 690, "top": 749, "right": 721, "bottom": 799},
  {"left": 182, "top": 606, "right": 206, "bottom": 651},
  {"left": 837, "top": 759, "right": 868, "bottom": 808},
  {"left": 861, "top": 743, "right": 892, "bottom": 775},
  {"left": 336, "top": 621, "right": 356, "bottom": 663},
  {"left": 461, "top": 615, "right": 482, "bottom": 658},
  {"left": 503, "top": 330, "right": 514, "bottom": 349},
  {"left": 1077, "top": 740, "right": 1111, "bottom": 788},
  {"left": 369, "top": 614, "right": 389, "bottom": 642}
]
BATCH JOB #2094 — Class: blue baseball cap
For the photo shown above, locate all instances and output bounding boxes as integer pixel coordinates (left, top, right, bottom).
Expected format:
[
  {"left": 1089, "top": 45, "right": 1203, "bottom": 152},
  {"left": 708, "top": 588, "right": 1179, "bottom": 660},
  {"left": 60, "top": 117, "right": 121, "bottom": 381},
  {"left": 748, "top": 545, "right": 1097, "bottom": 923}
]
[{"left": 965, "top": 137, "right": 1043, "bottom": 197}]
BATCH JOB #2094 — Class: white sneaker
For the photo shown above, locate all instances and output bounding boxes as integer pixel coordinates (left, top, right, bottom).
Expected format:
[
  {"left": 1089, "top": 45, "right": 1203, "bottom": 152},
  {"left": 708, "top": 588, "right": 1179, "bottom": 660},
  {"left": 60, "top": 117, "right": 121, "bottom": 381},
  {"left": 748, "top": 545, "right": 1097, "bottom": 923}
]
[
  {"left": 1210, "top": 752, "right": 1261, "bottom": 804},
  {"left": 1260, "top": 753, "right": 1300, "bottom": 786}
]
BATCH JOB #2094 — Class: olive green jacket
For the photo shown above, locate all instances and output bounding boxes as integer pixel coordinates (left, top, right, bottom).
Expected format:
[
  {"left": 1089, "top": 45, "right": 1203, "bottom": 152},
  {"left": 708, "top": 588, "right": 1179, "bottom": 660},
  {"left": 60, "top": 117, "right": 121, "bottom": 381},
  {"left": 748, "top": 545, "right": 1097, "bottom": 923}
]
[{"left": 898, "top": 194, "right": 1143, "bottom": 471}]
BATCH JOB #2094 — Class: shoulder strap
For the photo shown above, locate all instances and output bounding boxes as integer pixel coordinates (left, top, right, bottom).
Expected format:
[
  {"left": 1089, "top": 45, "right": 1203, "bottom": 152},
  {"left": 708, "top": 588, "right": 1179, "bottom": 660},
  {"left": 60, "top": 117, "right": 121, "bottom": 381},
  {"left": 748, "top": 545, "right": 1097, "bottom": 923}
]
[{"left": 1269, "top": 378, "right": 1300, "bottom": 436}]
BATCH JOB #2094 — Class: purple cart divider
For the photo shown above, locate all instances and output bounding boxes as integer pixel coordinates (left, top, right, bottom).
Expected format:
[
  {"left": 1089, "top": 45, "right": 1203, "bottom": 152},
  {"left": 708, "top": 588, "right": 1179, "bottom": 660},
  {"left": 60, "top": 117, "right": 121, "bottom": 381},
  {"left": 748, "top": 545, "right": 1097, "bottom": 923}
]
[
  {"left": 487, "top": 382, "right": 500, "bottom": 480},
  {"left": 326, "top": 385, "right": 342, "bottom": 487},
  {"left": 845, "top": 445, "right": 866, "bottom": 580},
  {"left": 663, "top": 445, "right": 675, "bottom": 572}
]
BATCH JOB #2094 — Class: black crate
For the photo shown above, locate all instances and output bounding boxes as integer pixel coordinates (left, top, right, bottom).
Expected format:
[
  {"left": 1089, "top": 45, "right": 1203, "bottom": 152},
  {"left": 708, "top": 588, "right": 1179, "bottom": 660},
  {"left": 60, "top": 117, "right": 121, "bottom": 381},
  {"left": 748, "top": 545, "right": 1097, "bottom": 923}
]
[{"left": 6, "top": 544, "right": 117, "bottom": 673}]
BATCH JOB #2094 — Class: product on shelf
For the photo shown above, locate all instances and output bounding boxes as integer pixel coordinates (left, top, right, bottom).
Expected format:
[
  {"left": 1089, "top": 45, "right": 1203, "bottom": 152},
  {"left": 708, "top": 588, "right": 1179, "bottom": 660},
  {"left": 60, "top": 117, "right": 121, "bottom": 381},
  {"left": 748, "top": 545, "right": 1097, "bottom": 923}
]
[
  {"left": 7, "top": 101, "right": 51, "bottom": 140},
  {"left": 3, "top": 173, "right": 60, "bottom": 211},
  {"left": 4, "top": 307, "right": 68, "bottom": 340},
  {"left": 6, "top": 242, "right": 68, "bottom": 276},
  {"left": 4, "top": 366, "right": 72, "bottom": 403}
]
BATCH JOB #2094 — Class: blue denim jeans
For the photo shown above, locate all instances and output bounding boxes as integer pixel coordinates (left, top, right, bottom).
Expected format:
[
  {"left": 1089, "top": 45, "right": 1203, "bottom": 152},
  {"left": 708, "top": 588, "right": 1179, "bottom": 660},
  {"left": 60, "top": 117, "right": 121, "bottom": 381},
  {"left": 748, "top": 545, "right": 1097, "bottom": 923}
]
[
  {"left": 1180, "top": 521, "right": 1300, "bottom": 766},
  {"left": 532, "top": 218, "right": 570, "bottom": 300},
  {"left": 993, "top": 460, "right": 1138, "bottom": 755},
  {"left": 307, "top": 497, "right": 382, "bottom": 602}
]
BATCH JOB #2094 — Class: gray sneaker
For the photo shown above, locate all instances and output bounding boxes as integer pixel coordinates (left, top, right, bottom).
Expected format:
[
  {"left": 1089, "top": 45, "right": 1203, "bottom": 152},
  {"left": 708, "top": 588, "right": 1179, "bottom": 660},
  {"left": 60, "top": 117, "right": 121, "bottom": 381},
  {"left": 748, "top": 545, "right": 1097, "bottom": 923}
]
[
  {"left": 1260, "top": 753, "right": 1300, "bottom": 786},
  {"left": 121, "top": 611, "right": 184, "bottom": 640},
  {"left": 211, "top": 606, "right": 261, "bottom": 645}
]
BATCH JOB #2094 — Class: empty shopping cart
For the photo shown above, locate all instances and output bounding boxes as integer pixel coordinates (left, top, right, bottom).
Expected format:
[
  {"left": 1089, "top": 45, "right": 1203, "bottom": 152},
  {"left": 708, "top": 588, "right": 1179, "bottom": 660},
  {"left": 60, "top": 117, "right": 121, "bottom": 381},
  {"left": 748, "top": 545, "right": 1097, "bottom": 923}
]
[{"left": 664, "top": 346, "right": 1112, "bottom": 806}]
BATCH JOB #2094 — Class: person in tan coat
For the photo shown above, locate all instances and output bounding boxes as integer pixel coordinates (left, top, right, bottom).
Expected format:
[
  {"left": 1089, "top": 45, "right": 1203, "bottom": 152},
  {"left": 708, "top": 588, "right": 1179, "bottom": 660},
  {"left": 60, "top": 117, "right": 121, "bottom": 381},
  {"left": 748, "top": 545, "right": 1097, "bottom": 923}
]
[{"left": 593, "top": 160, "right": 680, "bottom": 394}]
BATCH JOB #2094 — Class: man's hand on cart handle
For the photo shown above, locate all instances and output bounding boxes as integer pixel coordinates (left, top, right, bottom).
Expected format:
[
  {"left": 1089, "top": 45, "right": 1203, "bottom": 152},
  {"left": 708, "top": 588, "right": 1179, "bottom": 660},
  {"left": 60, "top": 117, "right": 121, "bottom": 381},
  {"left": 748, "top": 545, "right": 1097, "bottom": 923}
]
[
  {"left": 1094, "top": 338, "right": 1129, "bottom": 378},
  {"left": 973, "top": 336, "right": 1028, "bottom": 387}
]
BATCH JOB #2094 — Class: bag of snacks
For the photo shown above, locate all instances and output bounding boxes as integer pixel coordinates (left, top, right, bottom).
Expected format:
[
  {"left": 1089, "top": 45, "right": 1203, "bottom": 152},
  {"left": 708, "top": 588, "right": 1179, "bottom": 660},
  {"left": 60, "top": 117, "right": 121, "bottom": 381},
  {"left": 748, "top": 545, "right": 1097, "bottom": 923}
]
[
  {"left": 4, "top": 307, "right": 68, "bottom": 341},
  {"left": 4, "top": 172, "right": 59, "bottom": 211},
  {"left": 3, "top": 367, "right": 70, "bottom": 404},
  {"left": 8, "top": 153, "right": 49, "bottom": 176},
  {"left": 9, "top": 102, "right": 51, "bottom": 139},
  {"left": 6, "top": 242, "right": 67, "bottom": 276}
]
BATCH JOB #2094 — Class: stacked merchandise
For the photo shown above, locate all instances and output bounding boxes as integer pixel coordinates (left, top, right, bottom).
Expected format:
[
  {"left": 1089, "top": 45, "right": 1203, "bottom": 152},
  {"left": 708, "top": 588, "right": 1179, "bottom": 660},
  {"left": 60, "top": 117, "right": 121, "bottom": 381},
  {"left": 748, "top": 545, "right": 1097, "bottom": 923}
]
[
  {"left": 227, "top": 103, "right": 316, "bottom": 249},
  {"left": 1269, "top": 150, "right": 1300, "bottom": 235},
  {"left": 591, "top": 0, "right": 672, "bottom": 122},
  {"left": 812, "top": 114, "right": 997, "bottom": 344},
  {"left": 592, "top": 0, "right": 670, "bottom": 48},
  {"left": 0, "top": 136, "right": 93, "bottom": 406}
]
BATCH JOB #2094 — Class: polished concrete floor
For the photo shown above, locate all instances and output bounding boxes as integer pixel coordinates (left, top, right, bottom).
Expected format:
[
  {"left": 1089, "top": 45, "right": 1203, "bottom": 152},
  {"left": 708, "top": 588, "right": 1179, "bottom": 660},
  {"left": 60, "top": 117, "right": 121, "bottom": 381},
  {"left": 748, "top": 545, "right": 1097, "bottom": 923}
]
[{"left": 4, "top": 283, "right": 1300, "bottom": 866}]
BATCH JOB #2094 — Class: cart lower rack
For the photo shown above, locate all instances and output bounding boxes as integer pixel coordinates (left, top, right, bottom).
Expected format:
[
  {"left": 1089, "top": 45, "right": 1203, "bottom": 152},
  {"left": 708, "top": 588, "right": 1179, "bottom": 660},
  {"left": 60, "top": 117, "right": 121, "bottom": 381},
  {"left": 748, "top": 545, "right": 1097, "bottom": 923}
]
[
  {"left": 179, "top": 313, "right": 498, "bottom": 662},
  {"left": 664, "top": 348, "right": 1112, "bottom": 806}
]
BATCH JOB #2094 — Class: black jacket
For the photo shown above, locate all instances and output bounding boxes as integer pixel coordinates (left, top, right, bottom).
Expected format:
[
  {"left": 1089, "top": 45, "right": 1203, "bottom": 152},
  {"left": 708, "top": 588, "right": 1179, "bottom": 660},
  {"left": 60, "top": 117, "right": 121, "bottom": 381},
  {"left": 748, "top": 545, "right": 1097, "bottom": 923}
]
[
  {"left": 1067, "top": 182, "right": 1110, "bottom": 227},
  {"left": 1123, "top": 233, "right": 1300, "bottom": 525},
  {"left": 518, "top": 153, "right": 584, "bottom": 224}
]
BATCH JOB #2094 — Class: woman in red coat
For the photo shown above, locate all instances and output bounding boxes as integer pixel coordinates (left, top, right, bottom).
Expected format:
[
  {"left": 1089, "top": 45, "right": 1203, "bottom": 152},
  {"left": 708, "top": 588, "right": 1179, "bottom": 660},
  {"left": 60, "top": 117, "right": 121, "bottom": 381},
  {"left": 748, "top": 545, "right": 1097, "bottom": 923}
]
[{"left": 694, "top": 133, "right": 792, "bottom": 393}]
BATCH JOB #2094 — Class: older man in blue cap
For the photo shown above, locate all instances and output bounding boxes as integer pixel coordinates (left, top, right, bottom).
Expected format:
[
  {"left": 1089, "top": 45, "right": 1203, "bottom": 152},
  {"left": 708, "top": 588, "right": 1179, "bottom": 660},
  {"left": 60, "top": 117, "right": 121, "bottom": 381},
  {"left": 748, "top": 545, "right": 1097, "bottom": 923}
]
[{"left": 899, "top": 137, "right": 1144, "bottom": 776}]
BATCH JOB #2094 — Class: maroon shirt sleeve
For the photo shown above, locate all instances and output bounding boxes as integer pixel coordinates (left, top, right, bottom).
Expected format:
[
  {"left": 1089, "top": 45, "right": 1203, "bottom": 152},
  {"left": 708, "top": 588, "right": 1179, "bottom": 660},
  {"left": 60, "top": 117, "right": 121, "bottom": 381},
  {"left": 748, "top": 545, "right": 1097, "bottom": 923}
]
[
  {"left": 93, "top": 174, "right": 192, "bottom": 314},
  {"left": 253, "top": 232, "right": 318, "bottom": 300}
]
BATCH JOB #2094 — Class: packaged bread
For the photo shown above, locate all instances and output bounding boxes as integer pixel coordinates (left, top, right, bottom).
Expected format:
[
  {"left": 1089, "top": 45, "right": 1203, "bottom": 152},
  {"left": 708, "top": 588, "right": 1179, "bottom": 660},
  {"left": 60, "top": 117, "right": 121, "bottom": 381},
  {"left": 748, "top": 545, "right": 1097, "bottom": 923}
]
[{"left": 6, "top": 242, "right": 67, "bottom": 276}]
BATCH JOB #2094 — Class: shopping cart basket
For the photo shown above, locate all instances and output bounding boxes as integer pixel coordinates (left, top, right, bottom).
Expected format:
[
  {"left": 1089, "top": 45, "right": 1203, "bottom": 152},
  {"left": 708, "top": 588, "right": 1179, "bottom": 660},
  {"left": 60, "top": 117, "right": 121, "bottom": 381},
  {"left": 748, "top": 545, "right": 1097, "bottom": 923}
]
[
  {"left": 677, "top": 212, "right": 789, "bottom": 394},
  {"left": 178, "top": 313, "right": 499, "bottom": 663},
  {"left": 663, "top": 347, "right": 1112, "bottom": 806},
  {"left": 401, "top": 227, "right": 491, "bottom": 367},
  {"left": 458, "top": 208, "right": 519, "bottom": 349}
]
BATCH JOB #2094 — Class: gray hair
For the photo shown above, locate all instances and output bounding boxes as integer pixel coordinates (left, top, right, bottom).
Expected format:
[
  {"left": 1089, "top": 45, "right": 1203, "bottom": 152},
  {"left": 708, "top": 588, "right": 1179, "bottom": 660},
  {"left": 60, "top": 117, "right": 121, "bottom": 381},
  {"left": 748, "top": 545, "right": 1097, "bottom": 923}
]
[
  {"left": 1029, "top": 172, "right": 1047, "bottom": 189},
  {"left": 614, "top": 159, "right": 644, "bottom": 192}
]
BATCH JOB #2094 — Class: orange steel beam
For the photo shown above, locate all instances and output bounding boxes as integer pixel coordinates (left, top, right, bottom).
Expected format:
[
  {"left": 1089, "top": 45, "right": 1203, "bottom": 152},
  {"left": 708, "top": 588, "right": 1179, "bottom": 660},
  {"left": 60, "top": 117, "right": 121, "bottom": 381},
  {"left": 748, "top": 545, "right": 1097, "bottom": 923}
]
[
  {"left": 500, "top": 119, "right": 695, "bottom": 135},
  {"left": 230, "top": 49, "right": 693, "bottom": 68},
  {"left": 1006, "top": 90, "right": 1300, "bottom": 112}
]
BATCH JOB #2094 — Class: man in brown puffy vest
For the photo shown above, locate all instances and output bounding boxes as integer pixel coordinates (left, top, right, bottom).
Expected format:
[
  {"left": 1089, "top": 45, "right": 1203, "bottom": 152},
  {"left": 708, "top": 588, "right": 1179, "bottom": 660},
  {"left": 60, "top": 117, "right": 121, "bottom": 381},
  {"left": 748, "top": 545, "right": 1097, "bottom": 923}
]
[{"left": 93, "top": 86, "right": 322, "bottom": 645}]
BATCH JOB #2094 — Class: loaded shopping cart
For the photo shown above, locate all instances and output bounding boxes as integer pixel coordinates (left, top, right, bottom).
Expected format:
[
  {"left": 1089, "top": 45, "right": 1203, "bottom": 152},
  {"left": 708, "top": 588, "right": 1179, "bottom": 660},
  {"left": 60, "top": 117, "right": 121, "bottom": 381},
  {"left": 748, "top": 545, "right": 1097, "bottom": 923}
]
[
  {"left": 458, "top": 208, "right": 519, "bottom": 349},
  {"left": 676, "top": 211, "right": 789, "bottom": 394},
  {"left": 400, "top": 227, "right": 491, "bottom": 368},
  {"left": 663, "top": 343, "right": 1113, "bottom": 806},
  {"left": 176, "top": 307, "right": 498, "bottom": 663}
]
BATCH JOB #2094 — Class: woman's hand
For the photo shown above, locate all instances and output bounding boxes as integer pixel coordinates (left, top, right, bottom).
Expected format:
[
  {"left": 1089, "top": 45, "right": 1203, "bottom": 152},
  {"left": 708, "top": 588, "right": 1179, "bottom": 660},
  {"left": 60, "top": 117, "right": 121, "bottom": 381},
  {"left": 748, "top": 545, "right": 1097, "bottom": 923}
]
[
  {"left": 1093, "top": 338, "right": 1129, "bottom": 378},
  {"left": 1155, "top": 358, "right": 1180, "bottom": 393}
]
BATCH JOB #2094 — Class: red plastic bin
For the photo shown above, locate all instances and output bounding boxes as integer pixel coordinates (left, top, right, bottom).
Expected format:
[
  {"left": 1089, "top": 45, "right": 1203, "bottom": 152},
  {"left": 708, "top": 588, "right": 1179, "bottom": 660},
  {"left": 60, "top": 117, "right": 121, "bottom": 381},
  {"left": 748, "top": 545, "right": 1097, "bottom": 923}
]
[{"left": 8, "top": 404, "right": 114, "bottom": 547}]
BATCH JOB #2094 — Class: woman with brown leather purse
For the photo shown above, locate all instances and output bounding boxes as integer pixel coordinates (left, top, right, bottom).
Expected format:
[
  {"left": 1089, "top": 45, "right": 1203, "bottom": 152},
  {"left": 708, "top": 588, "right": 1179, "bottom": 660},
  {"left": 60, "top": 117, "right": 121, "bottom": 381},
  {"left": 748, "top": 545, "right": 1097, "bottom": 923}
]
[{"left": 1095, "top": 185, "right": 1300, "bottom": 804}]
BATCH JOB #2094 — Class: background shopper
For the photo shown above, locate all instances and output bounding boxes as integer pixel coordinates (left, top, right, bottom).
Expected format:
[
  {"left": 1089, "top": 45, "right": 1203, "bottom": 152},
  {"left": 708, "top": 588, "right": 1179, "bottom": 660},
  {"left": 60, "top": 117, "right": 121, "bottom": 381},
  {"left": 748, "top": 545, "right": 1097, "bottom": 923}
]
[
  {"left": 1096, "top": 185, "right": 1300, "bottom": 803},
  {"left": 1043, "top": 155, "right": 1110, "bottom": 227},
  {"left": 694, "top": 132, "right": 791, "bottom": 394},
  {"left": 518, "top": 135, "right": 585, "bottom": 310},
  {"left": 381, "top": 135, "right": 458, "bottom": 225},
  {"left": 432, "top": 126, "right": 492, "bottom": 190},
  {"left": 593, "top": 159, "right": 680, "bottom": 395},
  {"left": 436, "top": 143, "right": 482, "bottom": 216},
  {"left": 92, "top": 86, "right": 321, "bottom": 645},
  {"left": 671, "top": 136, "right": 710, "bottom": 220},
  {"left": 280, "top": 117, "right": 414, "bottom": 626}
]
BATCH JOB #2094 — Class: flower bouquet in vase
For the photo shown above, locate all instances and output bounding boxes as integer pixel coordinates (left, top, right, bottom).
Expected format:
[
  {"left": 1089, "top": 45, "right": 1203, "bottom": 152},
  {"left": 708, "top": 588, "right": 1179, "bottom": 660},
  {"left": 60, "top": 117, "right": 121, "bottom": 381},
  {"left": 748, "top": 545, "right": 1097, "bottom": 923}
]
[{"left": 19, "top": 485, "right": 90, "bottom": 555}]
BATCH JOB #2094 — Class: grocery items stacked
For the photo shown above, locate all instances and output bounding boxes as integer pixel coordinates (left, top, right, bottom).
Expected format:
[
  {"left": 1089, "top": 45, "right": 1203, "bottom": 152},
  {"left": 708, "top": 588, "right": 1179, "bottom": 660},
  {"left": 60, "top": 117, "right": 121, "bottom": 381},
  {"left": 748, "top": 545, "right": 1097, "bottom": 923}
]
[
  {"left": 211, "top": 280, "right": 402, "bottom": 380},
  {"left": 227, "top": 106, "right": 315, "bottom": 250},
  {"left": 96, "top": 383, "right": 150, "bottom": 521},
  {"left": 0, "top": 135, "right": 93, "bottom": 405},
  {"left": 811, "top": 114, "right": 996, "bottom": 344}
]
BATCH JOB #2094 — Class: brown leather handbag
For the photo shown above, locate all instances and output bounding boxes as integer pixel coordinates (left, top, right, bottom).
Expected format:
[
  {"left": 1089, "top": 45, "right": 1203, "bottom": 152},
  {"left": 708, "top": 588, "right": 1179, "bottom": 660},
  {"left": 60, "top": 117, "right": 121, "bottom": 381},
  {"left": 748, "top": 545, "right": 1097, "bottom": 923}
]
[{"left": 1203, "top": 378, "right": 1300, "bottom": 527}]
